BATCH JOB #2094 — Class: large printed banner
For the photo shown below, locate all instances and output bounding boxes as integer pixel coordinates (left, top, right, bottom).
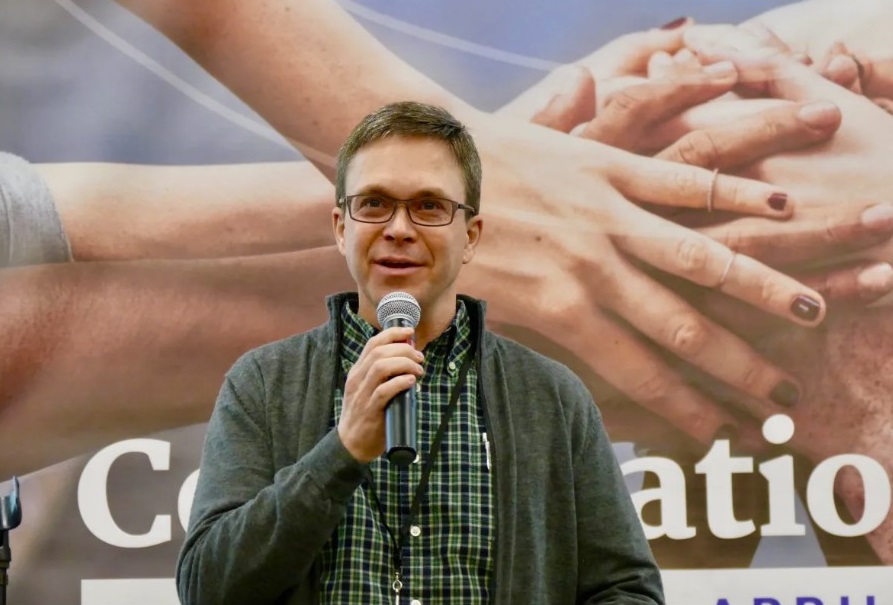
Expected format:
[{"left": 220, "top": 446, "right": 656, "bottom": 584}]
[{"left": 2, "top": 0, "right": 891, "bottom": 603}]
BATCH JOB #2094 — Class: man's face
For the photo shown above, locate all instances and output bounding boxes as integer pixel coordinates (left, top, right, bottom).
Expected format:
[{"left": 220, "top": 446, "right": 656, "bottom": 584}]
[{"left": 333, "top": 135, "right": 482, "bottom": 322}]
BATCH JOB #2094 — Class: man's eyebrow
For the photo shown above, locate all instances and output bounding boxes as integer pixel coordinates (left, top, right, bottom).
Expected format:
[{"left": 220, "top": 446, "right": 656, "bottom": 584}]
[{"left": 356, "top": 185, "right": 452, "bottom": 198}]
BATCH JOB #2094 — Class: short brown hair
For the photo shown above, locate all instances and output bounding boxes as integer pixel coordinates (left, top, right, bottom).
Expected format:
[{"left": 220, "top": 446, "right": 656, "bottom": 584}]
[{"left": 335, "top": 101, "right": 482, "bottom": 215}]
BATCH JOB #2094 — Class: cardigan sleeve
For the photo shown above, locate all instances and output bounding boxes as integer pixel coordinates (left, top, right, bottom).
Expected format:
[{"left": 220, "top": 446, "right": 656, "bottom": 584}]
[{"left": 176, "top": 352, "right": 367, "bottom": 605}]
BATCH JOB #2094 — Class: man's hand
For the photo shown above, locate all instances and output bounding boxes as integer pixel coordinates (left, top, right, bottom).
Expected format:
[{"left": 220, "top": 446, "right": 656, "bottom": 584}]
[{"left": 338, "top": 326, "right": 424, "bottom": 463}]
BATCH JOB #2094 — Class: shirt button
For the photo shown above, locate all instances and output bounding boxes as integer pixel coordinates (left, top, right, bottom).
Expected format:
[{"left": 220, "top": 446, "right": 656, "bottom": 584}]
[
  {"left": 447, "top": 361, "right": 457, "bottom": 372},
  {"left": 412, "top": 452, "right": 421, "bottom": 465},
  {"left": 409, "top": 525, "right": 422, "bottom": 537},
  {"left": 411, "top": 600, "right": 422, "bottom": 605},
  {"left": 415, "top": 383, "right": 422, "bottom": 394}
]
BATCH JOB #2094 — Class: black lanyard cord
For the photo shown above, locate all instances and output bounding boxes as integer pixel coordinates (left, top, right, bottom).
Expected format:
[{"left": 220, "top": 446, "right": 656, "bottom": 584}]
[{"left": 364, "top": 351, "right": 475, "bottom": 585}]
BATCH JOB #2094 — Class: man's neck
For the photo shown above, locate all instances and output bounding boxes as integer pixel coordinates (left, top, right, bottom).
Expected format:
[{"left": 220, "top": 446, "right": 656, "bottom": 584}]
[{"left": 413, "top": 312, "right": 456, "bottom": 350}]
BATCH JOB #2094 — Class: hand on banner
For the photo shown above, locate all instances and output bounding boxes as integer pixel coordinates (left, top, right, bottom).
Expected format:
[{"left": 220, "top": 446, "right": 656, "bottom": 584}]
[
  {"left": 681, "top": 24, "right": 865, "bottom": 95},
  {"left": 574, "top": 17, "right": 692, "bottom": 81},
  {"left": 689, "top": 49, "right": 893, "bottom": 212},
  {"left": 630, "top": 55, "right": 893, "bottom": 545},
  {"left": 498, "top": 18, "right": 697, "bottom": 135},
  {"left": 682, "top": 0, "right": 893, "bottom": 101},
  {"left": 743, "top": 0, "right": 893, "bottom": 99},
  {"left": 661, "top": 259, "right": 893, "bottom": 344},
  {"left": 497, "top": 65, "right": 596, "bottom": 134},
  {"left": 572, "top": 60, "right": 739, "bottom": 154},
  {"left": 463, "top": 183, "right": 821, "bottom": 450},
  {"left": 655, "top": 100, "right": 839, "bottom": 172},
  {"left": 571, "top": 17, "right": 692, "bottom": 115},
  {"left": 490, "top": 46, "right": 893, "bottom": 452},
  {"left": 518, "top": 51, "right": 893, "bottom": 304},
  {"left": 463, "top": 209, "right": 769, "bottom": 450},
  {"left": 492, "top": 53, "right": 819, "bottom": 449}
]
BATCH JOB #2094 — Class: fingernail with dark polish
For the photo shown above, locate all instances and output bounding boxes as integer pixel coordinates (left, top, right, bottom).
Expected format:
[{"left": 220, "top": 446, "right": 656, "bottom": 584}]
[
  {"left": 768, "top": 192, "right": 788, "bottom": 211},
  {"left": 791, "top": 295, "right": 821, "bottom": 321},
  {"left": 661, "top": 17, "right": 689, "bottom": 30},
  {"left": 770, "top": 380, "right": 800, "bottom": 407}
]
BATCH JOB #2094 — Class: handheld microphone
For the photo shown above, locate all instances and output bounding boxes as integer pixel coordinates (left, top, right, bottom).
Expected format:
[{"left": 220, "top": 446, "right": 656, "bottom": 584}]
[{"left": 376, "top": 291, "right": 422, "bottom": 467}]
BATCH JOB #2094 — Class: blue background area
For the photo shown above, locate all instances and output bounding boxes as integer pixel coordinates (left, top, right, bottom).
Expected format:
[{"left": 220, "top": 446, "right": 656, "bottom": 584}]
[{"left": 0, "top": 0, "right": 790, "bottom": 164}]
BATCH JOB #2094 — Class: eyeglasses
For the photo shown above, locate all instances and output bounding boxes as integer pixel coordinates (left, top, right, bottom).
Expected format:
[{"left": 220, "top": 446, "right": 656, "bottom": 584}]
[{"left": 341, "top": 193, "right": 476, "bottom": 227}]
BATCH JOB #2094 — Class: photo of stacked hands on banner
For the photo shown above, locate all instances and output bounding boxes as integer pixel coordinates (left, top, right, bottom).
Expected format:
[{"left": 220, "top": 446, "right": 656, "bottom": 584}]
[{"left": 4, "top": 0, "right": 893, "bottom": 568}]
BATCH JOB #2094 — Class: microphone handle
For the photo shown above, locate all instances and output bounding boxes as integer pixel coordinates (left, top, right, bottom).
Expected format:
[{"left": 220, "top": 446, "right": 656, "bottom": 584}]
[{"left": 383, "top": 317, "right": 418, "bottom": 467}]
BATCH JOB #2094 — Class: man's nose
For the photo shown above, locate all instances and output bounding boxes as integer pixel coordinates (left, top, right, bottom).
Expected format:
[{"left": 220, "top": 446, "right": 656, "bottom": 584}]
[{"left": 383, "top": 204, "right": 417, "bottom": 239}]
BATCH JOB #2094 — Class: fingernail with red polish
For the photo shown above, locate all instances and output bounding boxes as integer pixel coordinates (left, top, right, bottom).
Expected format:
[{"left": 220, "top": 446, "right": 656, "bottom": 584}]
[
  {"left": 791, "top": 295, "right": 821, "bottom": 321},
  {"left": 768, "top": 192, "right": 788, "bottom": 211},
  {"left": 769, "top": 380, "right": 800, "bottom": 407},
  {"left": 661, "top": 17, "right": 689, "bottom": 30}
]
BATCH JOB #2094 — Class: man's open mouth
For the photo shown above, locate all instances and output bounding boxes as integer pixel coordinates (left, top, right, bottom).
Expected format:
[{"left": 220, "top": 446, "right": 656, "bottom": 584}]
[{"left": 378, "top": 260, "right": 418, "bottom": 268}]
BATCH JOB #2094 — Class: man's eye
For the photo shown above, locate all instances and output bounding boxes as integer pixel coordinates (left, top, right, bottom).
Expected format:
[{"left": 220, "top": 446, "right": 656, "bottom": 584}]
[
  {"left": 419, "top": 199, "right": 447, "bottom": 211},
  {"left": 360, "top": 196, "right": 387, "bottom": 208}
]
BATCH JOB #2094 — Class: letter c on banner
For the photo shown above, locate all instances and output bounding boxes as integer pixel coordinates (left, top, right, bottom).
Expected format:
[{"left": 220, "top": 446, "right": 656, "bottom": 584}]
[
  {"left": 78, "top": 438, "right": 172, "bottom": 548},
  {"left": 178, "top": 469, "right": 200, "bottom": 531}
]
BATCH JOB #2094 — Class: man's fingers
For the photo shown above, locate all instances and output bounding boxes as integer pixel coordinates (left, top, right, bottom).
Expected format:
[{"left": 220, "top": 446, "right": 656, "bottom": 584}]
[
  {"left": 368, "top": 326, "right": 416, "bottom": 346},
  {"left": 613, "top": 208, "right": 827, "bottom": 327},
  {"left": 499, "top": 65, "right": 596, "bottom": 132},
  {"left": 656, "top": 100, "right": 841, "bottom": 171},
  {"left": 349, "top": 328, "right": 422, "bottom": 379},
  {"left": 583, "top": 62, "right": 738, "bottom": 153},
  {"left": 371, "top": 373, "right": 420, "bottom": 409},
  {"left": 364, "top": 341, "right": 424, "bottom": 362},
  {"left": 360, "top": 355, "right": 424, "bottom": 401},
  {"left": 616, "top": 154, "right": 793, "bottom": 218},
  {"left": 697, "top": 202, "right": 893, "bottom": 267}
]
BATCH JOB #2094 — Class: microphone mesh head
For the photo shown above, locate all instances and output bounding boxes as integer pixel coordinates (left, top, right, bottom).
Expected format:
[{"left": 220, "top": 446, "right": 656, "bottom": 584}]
[{"left": 376, "top": 291, "right": 421, "bottom": 327}]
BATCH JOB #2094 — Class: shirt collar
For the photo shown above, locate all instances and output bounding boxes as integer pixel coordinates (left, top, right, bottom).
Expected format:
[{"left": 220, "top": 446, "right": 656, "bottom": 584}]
[{"left": 339, "top": 297, "right": 472, "bottom": 374}]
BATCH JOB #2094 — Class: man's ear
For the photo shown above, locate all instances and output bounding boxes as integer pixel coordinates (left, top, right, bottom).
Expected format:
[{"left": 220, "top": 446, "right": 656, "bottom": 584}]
[
  {"left": 333, "top": 205, "right": 347, "bottom": 255},
  {"left": 462, "top": 214, "right": 483, "bottom": 263}
]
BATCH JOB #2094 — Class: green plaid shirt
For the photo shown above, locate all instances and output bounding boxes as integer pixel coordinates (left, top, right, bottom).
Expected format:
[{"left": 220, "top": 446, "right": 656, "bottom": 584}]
[{"left": 319, "top": 299, "right": 494, "bottom": 605}]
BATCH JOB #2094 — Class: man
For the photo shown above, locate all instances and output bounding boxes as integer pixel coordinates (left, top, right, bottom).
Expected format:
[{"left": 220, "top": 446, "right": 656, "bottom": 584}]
[{"left": 176, "top": 101, "right": 664, "bottom": 605}]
